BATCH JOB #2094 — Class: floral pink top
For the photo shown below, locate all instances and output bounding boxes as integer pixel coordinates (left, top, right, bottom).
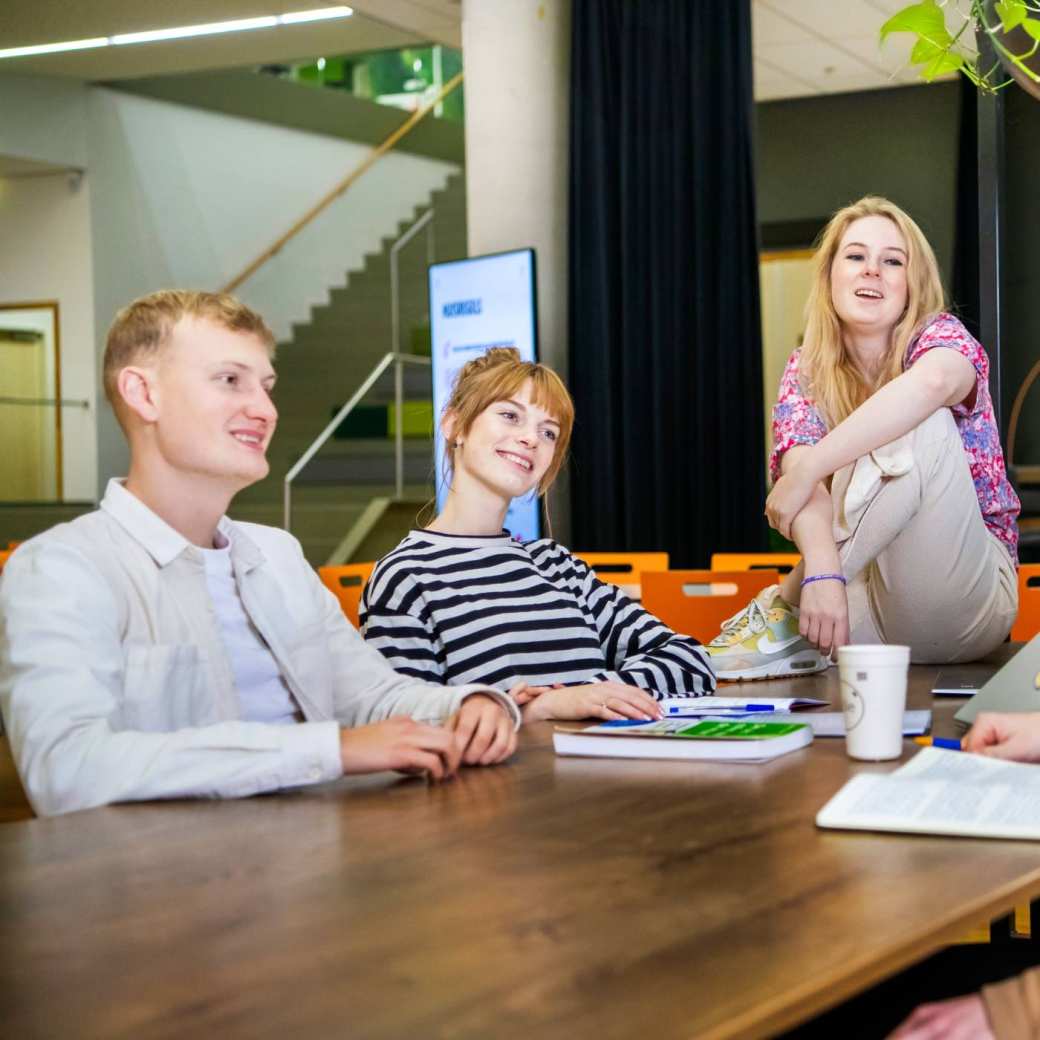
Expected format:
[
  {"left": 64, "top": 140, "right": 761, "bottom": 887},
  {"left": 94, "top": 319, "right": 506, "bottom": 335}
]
[{"left": 770, "top": 313, "right": 1020, "bottom": 563}]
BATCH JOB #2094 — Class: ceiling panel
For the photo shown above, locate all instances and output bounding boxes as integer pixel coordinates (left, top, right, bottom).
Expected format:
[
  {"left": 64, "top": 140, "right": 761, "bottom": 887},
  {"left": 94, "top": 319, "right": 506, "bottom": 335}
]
[
  {"left": 758, "top": 0, "right": 894, "bottom": 38},
  {"left": 752, "top": 0, "right": 957, "bottom": 100},
  {"left": 348, "top": 1, "right": 460, "bottom": 47},
  {"left": 0, "top": 1, "right": 958, "bottom": 99},
  {"left": 752, "top": 4, "right": 812, "bottom": 47}
]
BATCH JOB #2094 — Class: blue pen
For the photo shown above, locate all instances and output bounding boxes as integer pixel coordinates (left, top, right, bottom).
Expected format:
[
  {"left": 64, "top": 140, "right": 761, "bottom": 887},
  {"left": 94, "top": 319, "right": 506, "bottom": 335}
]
[
  {"left": 667, "top": 703, "right": 776, "bottom": 715},
  {"left": 914, "top": 736, "right": 962, "bottom": 751}
]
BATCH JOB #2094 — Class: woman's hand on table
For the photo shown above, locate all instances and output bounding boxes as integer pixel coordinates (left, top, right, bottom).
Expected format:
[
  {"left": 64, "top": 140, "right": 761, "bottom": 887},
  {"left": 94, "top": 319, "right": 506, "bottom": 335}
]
[{"left": 516, "top": 681, "right": 663, "bottom": 723}]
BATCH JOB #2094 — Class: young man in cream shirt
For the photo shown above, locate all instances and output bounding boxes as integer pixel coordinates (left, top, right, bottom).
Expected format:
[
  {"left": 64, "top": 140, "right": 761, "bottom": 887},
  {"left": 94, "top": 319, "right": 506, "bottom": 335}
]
[{"left": 0, "top": 291, "right": 519, "bottom": 816}]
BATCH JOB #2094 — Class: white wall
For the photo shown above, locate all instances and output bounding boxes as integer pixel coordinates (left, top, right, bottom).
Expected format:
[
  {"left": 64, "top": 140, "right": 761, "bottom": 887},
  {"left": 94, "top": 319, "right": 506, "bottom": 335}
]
[
  {"left": 86, "top": 88, "right": 461, "bottom": 492},
  {"left": 87, "top": 89, "right": 459, "bottom": 342},
  {"left": 0, "top": 75, "right": 88, "bottom": 169},
  {"left": 0, "top": 174, "right": 98, "bottom": 501}
]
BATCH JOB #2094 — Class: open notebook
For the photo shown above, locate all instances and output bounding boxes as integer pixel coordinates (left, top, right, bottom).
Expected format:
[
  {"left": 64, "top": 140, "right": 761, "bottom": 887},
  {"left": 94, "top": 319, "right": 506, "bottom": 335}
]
[{"left": 817, "top": 746, "right": 1040, "bottom": 840}]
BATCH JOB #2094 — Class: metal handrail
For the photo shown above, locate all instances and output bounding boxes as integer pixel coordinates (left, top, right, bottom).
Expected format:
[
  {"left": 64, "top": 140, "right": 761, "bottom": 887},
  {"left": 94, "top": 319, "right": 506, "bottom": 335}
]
[
  {"left": 390, "top": 208, "right": 435, "bottom": 505},
  {"left": 221, "top": 72, "right": 463, "bottom": 294},
  {"left": 0, "top": 396, "right": 89, "bottom": 408},
  {"left": 283, "top": 352, "right": 432, "bottom": 532},
  {"left": 390, "top": 208, "right": 435, "bottom": 357}
]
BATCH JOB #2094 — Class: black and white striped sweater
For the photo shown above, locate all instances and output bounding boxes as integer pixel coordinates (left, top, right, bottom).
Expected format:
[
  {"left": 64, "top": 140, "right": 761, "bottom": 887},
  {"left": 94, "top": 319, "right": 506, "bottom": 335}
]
[{"left": 360, "top": 530, "right": 716, "bottom": 698}]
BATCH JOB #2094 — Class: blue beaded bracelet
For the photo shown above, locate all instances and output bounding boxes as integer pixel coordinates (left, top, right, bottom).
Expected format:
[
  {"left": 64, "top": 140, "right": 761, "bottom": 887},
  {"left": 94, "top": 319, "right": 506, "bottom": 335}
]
[{"left": 800, "top": 572, "right": 847, "bottom": 588}]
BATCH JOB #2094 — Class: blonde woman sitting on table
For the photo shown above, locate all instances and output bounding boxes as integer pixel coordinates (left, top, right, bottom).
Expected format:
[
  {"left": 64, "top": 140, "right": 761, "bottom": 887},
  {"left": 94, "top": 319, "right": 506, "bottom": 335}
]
[
  {"left": 360, "top": 348, "right": 716, "bottom": 723},
  {"left": 707, "top": 196, "right": 1019, "bottom": 681}
]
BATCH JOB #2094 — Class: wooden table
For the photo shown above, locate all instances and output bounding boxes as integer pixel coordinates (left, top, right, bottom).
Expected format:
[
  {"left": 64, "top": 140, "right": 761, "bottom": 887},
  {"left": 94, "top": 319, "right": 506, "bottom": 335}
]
[{"left": 3, "top": 652, "right": 1039, "bottom": 1040}]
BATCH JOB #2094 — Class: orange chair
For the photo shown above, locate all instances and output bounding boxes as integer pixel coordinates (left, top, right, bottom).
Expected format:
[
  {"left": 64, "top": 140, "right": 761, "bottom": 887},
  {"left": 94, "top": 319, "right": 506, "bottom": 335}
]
[
  {"left": 0, "top": 549, "right": 10, "bottom": 575},
  {"left": 318, "top": 563, "right": 376, "bottom": 629},
  {"left": 1011, "top": 564, "right": 1040, "bottom": 642},
  {"left": 711, "top": 552, "right": 800, "bottom": 575},
  {"left": 573, "top": 552, "right": 669, "bottom": 593},
  {"left": 641, "top": 569, "right": 780, "bottom": 644}
]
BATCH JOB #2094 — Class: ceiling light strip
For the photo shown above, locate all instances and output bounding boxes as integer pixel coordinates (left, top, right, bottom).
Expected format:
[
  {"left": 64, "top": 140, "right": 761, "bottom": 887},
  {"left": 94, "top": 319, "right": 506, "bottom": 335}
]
[
  {"left": 111, "top": 17, "right": 280, "bottom": 47},
  {"left": 280, "top": 7, "right": 354, "bottom": 25},
  {"left": 0, "top": 6, "right": 353, "bottom": 60},
  {"left": 0, "top": 37, "right": 109, "bottom": 60}
]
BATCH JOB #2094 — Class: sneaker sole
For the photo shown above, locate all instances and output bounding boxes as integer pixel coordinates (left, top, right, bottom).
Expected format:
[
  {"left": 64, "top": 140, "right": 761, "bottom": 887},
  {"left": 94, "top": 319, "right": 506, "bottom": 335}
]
[{"left": 713, "top": 649, "right": 828, "bottom": 682}]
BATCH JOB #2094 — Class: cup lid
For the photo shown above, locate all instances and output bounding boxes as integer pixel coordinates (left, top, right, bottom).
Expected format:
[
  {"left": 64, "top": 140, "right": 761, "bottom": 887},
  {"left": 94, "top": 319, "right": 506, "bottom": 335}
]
[{"left": 837, "top": 644, "right": 910, "bottom": 664}]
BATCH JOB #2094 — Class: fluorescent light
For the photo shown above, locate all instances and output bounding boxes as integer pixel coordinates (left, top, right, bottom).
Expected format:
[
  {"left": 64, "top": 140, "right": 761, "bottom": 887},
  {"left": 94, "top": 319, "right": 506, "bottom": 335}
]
[
  {"left": 279, "top": 7, "right": 353, "bottom": 24},
  {"left": 0, "top": 37, "right": 108, "bottom": 60},
  {"left": 0, "top": 6, "right": 353, "bottom": 61},
  {"left": 111, "top": 16, "right": 279, "bottom": 46}
]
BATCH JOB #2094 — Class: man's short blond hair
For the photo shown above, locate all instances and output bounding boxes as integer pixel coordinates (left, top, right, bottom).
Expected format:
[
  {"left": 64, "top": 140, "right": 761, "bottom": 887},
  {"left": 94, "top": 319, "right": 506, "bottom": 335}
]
[{"left": 103, "top": 290, "right": 275, "bottom": 424}]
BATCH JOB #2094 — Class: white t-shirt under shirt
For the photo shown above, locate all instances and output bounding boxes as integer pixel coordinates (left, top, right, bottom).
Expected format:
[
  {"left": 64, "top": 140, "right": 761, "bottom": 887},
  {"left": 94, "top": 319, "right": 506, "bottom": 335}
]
[{"left": 200, "top": 541, "right": 301, "bottom": 725}]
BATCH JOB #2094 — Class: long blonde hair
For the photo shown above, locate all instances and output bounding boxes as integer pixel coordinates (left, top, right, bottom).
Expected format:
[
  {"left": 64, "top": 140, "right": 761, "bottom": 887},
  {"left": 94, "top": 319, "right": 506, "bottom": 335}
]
[{"left": 799, "top": 196, "right": 945, "bottom": 427}]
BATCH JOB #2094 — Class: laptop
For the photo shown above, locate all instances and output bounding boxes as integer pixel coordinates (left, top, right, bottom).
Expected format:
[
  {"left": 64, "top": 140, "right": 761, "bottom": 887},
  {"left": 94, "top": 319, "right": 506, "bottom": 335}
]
[{"left": 954, "top": 632, "right": 1040, "bottom": 727}]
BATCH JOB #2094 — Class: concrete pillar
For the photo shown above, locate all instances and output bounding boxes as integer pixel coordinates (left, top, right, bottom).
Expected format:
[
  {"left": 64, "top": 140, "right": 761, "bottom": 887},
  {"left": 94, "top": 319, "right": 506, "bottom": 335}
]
[{"left": 461, "top": 0, "right": 572, "bottom": 539}]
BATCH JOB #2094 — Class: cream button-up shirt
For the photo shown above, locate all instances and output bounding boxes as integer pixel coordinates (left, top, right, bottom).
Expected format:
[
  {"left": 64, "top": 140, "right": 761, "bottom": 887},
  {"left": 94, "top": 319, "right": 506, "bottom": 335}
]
[{"left": 0, "top": 480, "right": 519, "bottom": 816}]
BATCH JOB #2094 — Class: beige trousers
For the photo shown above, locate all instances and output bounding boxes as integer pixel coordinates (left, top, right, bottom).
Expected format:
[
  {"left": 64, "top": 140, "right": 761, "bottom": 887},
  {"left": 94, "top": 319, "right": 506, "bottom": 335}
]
[{"left": 830, "top": 407, "right": 1017, "bottom": 664}]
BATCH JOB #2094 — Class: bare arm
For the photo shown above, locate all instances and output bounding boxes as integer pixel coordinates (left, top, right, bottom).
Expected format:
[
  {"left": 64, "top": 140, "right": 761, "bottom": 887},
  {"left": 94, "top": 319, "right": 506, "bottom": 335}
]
[
  {"left": 794, "top": 350, "right": 973, "bottom": 487},
  {"left": 779, "top": 447, "right": 849, "bottom": 655},
  {"left": 766, "top": 350, "right": 976, "bottom": 540},
  {"left": 781, "top": 446, "right": 840, "bottom": 574}
]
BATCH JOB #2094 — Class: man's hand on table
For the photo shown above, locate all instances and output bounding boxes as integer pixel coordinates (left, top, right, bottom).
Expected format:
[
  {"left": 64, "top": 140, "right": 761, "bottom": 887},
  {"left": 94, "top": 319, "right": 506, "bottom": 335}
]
[
  {"left": 449, "top": 693, "right": 517, "bottom": 766},
  {"left": 339, "top": 717, "right": 462, "bottom": 780},
  {"left": 339, "top": 695, "right": 516, "bottom": 779}
]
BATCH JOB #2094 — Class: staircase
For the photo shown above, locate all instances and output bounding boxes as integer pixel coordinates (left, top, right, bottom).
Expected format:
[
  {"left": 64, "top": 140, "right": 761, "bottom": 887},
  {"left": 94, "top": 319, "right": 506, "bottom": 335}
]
[{"left": 229, "top": 172, "right": 467, "bottom": 566}]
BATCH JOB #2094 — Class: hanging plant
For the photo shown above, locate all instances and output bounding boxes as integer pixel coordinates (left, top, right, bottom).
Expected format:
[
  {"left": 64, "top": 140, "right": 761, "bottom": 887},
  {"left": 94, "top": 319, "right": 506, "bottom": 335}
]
[{"left": 881, "top": 0, "right": 1040, "bottom": 96}]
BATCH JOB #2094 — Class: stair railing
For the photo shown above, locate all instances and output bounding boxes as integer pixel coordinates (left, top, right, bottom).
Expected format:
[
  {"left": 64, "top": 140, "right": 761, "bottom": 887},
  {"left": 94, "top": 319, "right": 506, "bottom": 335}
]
[
  {"left": 221, "top": 72, "right": 463, "bottom": 295},
  {"left": 283, "top": 352, "right": 432, "bottom": 533},
  {"left": 391, "top": 207, "right": 435, "bottom": 356}
]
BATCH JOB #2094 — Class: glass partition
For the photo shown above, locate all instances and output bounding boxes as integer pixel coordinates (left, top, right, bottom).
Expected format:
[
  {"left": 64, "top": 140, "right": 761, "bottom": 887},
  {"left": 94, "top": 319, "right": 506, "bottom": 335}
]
[{"left": 260, "top": 44, "right": 464, "bottom": 123}]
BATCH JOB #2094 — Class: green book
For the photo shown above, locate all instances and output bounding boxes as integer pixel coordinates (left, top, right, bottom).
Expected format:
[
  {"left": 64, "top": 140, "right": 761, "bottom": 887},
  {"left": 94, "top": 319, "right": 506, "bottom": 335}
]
[{"left": 552, "top": 718, "right": 813, "bottom": 762}]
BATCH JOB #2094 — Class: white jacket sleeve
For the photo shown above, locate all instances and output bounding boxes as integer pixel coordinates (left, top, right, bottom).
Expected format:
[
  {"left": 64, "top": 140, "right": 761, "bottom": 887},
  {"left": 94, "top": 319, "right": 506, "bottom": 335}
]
[
  {"left": 0, "top": 543, "right": 342, "bottom": 817},
  {"left": 306, "top": 559, "right": 521, "bottom": 729}
]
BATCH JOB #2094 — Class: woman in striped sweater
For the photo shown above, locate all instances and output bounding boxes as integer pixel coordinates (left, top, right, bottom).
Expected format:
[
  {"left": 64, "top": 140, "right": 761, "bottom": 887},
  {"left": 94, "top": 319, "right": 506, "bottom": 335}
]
[{"left": 360, "top": 348, "right": 715, "bottom": 723}]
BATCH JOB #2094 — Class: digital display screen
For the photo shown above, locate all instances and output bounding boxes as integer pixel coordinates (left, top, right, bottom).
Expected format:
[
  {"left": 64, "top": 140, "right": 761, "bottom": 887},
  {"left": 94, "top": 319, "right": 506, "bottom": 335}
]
[{"left": 428, "top": 248, "right": 540, "bottom": 541}]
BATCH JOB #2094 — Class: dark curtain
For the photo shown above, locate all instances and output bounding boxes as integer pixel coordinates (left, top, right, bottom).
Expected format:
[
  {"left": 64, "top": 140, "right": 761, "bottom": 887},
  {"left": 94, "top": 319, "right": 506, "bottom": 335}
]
[
  {"left": 952, "top": 76, "right": 980, "bottom": 340},
  {"left": 568, "top": 0, "right": 766, "bottom": 567}
]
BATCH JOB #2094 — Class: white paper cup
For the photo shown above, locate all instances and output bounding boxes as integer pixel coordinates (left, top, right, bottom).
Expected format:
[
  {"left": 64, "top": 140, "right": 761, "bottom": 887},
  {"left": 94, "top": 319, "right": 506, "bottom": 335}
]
[{"left": 837, "top": 644, "right": 910, "bottom": 761}]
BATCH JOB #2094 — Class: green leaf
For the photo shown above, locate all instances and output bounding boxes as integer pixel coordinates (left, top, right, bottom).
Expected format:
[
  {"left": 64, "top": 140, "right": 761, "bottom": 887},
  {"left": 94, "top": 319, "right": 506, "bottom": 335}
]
[
  {"left": 922, "top": 50, "right": 965, "bottom": 81},
  {"left": 995, "top": 1, "right": 1028, "bottom": 32},
  {"left": 880, "top": 1, "right": 947, "bottom": 43},
  {"left": 1020, "top": 16, "right": 1040, "bottom": 40},
  {"left": 910, "top": 36, "right": 944, "bottom": 64}
]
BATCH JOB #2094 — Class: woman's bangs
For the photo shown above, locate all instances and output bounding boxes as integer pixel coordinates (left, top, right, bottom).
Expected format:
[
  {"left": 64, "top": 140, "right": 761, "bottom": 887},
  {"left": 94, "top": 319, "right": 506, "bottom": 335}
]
[{"left": 528, "top": 370, "right": 574, "bottom": 429}]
